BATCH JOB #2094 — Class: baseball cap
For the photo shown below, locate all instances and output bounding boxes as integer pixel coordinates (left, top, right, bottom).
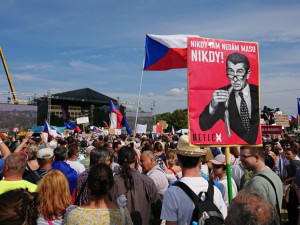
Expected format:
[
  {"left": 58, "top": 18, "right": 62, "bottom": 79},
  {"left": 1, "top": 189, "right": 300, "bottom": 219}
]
[
  {"left": 36, "top": 148, "right": 54, "bottom": 159},
  {"left": 210, "top": 154, "right": 226, "bottom": 165}
]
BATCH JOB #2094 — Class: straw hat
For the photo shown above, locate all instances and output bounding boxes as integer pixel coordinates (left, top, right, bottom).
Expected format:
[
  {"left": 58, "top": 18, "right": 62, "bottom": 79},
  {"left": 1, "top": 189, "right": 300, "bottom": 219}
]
[{"left": 175, "top": 135, "right": 207, "bottom": 157}]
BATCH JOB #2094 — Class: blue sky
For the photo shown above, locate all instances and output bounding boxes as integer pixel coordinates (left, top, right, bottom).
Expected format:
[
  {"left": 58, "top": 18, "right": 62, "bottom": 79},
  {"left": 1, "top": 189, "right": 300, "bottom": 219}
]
[{"left": 0, "top": 0, "right": 299, "bottom": 115}]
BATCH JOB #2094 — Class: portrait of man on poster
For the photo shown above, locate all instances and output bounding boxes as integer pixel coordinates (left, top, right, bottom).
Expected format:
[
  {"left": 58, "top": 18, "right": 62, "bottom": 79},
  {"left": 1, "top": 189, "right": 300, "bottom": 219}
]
[{"left": 199, "top": 52, "right": 259, "bottom": 144}]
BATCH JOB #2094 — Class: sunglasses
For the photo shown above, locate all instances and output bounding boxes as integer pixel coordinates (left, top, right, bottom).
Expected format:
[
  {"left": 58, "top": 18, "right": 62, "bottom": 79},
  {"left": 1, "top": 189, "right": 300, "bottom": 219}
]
[{"left": 240, "top": 154, "right": 256, "bottom": 159}]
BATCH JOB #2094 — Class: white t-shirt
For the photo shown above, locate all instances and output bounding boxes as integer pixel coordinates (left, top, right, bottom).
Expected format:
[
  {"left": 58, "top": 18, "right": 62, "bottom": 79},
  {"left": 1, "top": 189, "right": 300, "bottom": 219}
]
[
  {"left": 231, "top": 164, "right": 245, "bottom": 190},
  {"left": 161, "top": 177, "right": 227, "bottom": 225},
  {"left": 166, "top": 171, "right": 182, "bottom": 184},
  {"left": 218, "top": 176, "right": 238, "bottom": 207},
  {"left": 67, "top": 160, "right": 85, "bottom": 174},
  {"left": 147, "top": 165, "right": 168, "bottom": 196}
]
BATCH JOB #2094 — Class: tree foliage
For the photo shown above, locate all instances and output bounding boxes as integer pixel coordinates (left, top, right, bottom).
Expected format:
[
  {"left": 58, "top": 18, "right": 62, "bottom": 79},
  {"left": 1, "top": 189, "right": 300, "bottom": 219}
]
[{"left": 156, "top": 109, "right": 188, "bottom": 131}]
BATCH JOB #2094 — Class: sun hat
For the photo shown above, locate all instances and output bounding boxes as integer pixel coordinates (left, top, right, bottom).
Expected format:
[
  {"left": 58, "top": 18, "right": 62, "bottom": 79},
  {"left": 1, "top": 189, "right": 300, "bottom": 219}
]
[
  {"left": 210, "top": 154, "right": 226, "bottom": 165},
  {"left": 175, "top": 135, "right": 207, "bottom": 157},
  {"left": 36, "top": 148, "right": 54, "bottom": 159}
]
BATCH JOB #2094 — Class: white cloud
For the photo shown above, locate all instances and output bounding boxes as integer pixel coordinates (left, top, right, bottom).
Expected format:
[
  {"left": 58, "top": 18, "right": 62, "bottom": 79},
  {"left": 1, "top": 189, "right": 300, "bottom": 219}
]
[
  {"left": 12, "top": 73, "right": 42, "bottom": 81},
  {"left": 164, "top": 88, "right": 186, "bottom": 97},
  {"left": 87, "top": 54, "right": 104, "bottom": 59},
  {"left": 69, "top": 60, "right": 105, "bottom": 72},
  {"left": 16, "top": 63, "right": 54, "bottom": 71}
]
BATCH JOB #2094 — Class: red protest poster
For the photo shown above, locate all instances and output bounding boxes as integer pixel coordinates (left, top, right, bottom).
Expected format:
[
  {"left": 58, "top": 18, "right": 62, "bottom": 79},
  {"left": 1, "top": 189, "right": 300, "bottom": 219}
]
[{"left": 188, "top": 37, "right": 262, "bottom": 146}]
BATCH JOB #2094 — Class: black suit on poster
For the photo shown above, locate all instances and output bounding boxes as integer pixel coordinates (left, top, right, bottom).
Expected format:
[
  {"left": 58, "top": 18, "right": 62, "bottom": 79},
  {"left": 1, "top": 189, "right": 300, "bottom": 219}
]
[{"left": 199, "top": 84, "right": 259, "bottom": 144}]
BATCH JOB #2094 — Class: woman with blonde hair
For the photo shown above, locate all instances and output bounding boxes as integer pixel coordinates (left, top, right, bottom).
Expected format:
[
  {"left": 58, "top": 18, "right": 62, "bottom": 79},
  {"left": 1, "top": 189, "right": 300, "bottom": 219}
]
[
  {"left": 163, "top": 150, "right": 182, "bottom": 183},
  {"left": 22, "top": 143, "right": 40, "bottom": 178},
  {"left": 36, "top": 170, "right": 73, "bottom": 224}
]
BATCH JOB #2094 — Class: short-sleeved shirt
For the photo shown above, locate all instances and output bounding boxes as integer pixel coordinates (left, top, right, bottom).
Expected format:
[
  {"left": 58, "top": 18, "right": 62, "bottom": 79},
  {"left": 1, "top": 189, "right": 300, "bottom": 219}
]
[
  {"left": 66, "top": 207, "right": 133, "bottom": 225},
  {"left": 67, "top": 161, "right": 85, "bottom": 174},
  {"left": 0, "top": 180, "right": 37, "bottom": 194},
  {"left": 245, "top": 168, "right": 283, "bottom": 210},
  {"left": 161, "top": 177, "right": 227, "bottom": 225},
  {"left": 147, "top": 165, "right": 168, "bottom": 196}
]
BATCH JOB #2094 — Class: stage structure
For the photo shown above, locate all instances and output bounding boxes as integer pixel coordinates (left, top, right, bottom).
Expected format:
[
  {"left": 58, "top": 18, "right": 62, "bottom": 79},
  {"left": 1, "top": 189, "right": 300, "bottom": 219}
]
[{"left": 37, "top": 88, "right": 118, "bottom": 126}]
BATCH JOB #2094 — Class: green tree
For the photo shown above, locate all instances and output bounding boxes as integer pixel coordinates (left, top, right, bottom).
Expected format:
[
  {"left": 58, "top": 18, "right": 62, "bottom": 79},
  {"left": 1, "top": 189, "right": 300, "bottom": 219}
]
[
  {"left": 156, "top": 109, "right": 188, "bottom": 132},
  {"left": 171, "top": 109, "right": 188, "bottom": 131}
]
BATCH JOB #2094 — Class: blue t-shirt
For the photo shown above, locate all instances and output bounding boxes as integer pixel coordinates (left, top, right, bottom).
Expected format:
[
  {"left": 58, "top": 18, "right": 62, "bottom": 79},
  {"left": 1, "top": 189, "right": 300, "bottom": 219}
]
[{"left": 168, "top": 171, "right": 223, "bottom": 198}]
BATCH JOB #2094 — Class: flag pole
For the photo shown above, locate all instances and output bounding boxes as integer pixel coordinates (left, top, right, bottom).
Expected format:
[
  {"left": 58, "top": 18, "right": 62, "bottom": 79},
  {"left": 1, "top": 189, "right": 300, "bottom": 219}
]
[
  {"left": 134, "top": 52, "right": 146, "bottom": 136},
  {"left": 225, "top": 147, "right": 233, "bottom": 202}
]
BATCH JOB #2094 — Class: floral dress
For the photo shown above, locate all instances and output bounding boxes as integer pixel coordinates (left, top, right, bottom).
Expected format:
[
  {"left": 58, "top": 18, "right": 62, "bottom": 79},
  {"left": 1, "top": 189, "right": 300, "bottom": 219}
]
[{"left": 66, "top": 207, "right": 133, "bottom": 225}]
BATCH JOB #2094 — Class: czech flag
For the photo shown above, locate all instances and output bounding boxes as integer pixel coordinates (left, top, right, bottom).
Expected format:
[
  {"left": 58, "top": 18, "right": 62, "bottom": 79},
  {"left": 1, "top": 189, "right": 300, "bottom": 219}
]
[
  {"left": 44, "top": 120, "right": 60, "bottom": 138},
  {"left": 91, "top": 126, "right": 103, "bottom": 133},
  {"left": 102, "top": 120, "right": 109, "bottom": 128},
  {"left": 110, "top": 99, "right": 123, "bottom": 129},
  {"left": 64, "top": 121, "right": 81, "bottom": 133},
  {"left": 171, "top": 125, "right": 175, "bottom": 135},
  {"left": 143, "top": 34, "right": 198, "bottom": 71},
  {"left": 121, "top": 117, "right": 132, "bottom": 134}
]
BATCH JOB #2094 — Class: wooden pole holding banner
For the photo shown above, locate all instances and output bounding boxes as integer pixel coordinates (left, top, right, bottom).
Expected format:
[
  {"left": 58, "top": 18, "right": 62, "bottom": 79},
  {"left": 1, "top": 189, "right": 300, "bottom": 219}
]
[
  {"left": 225, "top": 147, "right": 233, "bottom": 202},
  {"left": 134, "top": 53, "right": 146, "bottom": 136}
]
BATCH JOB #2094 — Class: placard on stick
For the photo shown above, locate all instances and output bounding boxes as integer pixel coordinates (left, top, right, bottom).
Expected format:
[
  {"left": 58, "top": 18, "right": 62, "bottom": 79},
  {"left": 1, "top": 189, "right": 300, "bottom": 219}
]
[
  {"left": 188, "top": 37, "right": 261, "bottom": 146},
  {"left": 274, "top": 114, "right": 289, "bottom": 127}
]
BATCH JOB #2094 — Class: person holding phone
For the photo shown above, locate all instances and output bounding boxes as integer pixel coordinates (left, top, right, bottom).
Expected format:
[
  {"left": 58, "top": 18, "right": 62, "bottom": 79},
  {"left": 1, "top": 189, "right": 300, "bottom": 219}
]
[{"left": 199, "top": 52, "right": 259, "bottom": 144}]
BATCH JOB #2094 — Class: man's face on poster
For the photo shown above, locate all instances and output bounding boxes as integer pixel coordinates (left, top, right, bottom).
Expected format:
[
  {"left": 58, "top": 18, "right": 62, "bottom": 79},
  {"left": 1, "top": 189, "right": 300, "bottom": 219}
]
[{"left": 227, "top": 61, "right": 250, "bottom": 91}]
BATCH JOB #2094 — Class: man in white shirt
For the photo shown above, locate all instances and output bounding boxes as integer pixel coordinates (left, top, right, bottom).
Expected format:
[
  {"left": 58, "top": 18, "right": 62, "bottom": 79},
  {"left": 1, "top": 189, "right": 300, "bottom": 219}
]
[
  {"left": 140, "top": 151, "right": 168, "bottom": 197},
  {"left": 161, "top": 135, "right": 227, "bottom": 225},
  {"left": 67, "top": 144, "right": 85, "bottom": 174}
]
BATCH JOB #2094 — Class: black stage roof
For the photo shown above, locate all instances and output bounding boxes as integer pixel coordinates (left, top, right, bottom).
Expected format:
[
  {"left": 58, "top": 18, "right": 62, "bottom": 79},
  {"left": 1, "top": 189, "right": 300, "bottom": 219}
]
[{"left": 51, "top": 88, "right": 117, "bottom": 107}]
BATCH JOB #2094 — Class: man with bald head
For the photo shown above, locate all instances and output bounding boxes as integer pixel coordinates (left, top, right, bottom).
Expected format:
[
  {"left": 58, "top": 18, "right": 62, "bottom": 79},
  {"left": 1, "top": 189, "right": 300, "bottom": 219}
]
[
  {"left": 140, "top": 151, "right": 168, "bottom": 197},
  {"left": 0, "top": 153, "right": 37, "bottom": 194}
]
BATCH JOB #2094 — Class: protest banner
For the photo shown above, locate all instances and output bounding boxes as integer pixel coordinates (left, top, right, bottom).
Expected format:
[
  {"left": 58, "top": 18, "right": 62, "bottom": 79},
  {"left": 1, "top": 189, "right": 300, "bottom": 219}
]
[
  {"left": 158, "top": 120, "right": 167, "bottom": 129},
  {"left": 76, "top": 117, "right": 89, "bottom": 124},
  {"left": 188, "top": 37, "right": 261, "bottom": 146},
  {"left": 261, "top": 125, "right": 282, "bottom": 135},
  {"left": 274, "top": 114, "right": 289, "bottom": 127},
  {"left": 136, "top": 124, "right": 147, "bottom": 134},
  {"left": 109, "top": 128, "right": 115, "bottom": 135}
]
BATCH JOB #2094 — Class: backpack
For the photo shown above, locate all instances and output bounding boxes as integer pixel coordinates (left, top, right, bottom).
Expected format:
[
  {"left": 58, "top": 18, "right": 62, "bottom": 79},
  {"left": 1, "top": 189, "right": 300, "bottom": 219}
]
[
  {"left": 239, "top": 164, "right": 253, "bottom": 189},
  {"left": 173, "top": 180, "right": 225, "bottom": 225}
]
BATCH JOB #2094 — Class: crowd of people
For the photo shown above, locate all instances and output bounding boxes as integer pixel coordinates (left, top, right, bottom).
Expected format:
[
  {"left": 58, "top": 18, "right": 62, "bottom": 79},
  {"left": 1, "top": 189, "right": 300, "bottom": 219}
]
[{"left": 0, "top": 129, "right": 299, "bottom": 225}]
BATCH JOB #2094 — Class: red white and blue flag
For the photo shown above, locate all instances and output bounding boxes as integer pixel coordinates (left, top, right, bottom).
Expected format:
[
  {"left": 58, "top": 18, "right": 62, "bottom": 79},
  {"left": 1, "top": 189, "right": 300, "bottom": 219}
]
[
  {"left": 64, "top": 121, "right": 81, "bottom": 133},
  {"left": 102, "top": 120, "right": 109, "bottom": 128},
  {"left": 91, "top": 126, "right": 103, "bottom": 133},
  {"left": 143, "top": 34, "right": 198, "bottom": 71},
  {"left": 44, "top": 120, "right": 60, "bottom": 138},
  {"left": 110, "top": 99, "right": 123, "bottom": 129},
  {"left": 171, "top": 125, "right": 175, "bottom": 135}
]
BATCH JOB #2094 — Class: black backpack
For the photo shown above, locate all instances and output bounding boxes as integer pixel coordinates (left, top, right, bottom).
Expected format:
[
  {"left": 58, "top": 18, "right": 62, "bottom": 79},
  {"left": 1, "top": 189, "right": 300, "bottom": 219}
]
[{"left": 173, "top": 180, "right": 225, "bottom": 225}]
